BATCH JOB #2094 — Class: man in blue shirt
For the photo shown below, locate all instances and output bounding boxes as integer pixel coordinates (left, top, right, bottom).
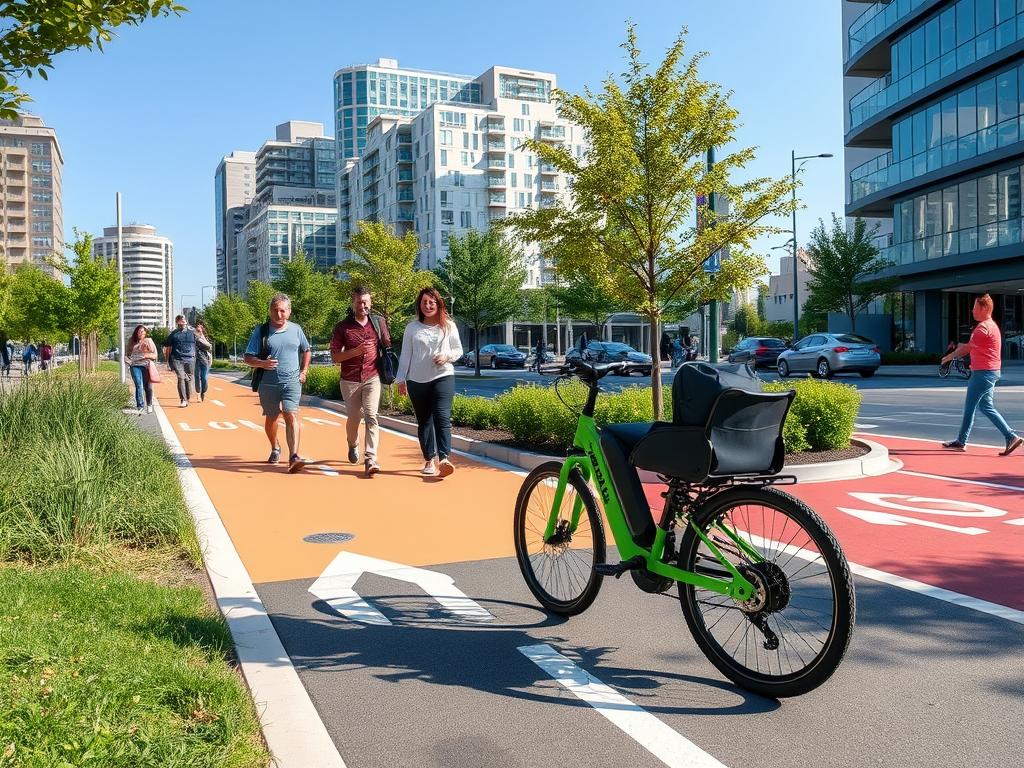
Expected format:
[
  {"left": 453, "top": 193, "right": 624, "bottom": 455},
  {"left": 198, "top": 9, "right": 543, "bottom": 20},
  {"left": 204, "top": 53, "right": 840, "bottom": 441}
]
[
  {"left": 163, "top": 315, "right": 197, "bottom": 407},
  {"left": 244, "top": 293, "right": 312, "bottom": 473}
]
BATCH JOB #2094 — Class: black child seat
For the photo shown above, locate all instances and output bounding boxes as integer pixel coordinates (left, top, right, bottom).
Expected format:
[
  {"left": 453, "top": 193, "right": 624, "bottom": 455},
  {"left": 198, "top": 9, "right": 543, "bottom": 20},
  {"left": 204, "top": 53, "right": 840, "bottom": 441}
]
[{"left": 599, "top": 362, "right": 795, "bottom": 547}]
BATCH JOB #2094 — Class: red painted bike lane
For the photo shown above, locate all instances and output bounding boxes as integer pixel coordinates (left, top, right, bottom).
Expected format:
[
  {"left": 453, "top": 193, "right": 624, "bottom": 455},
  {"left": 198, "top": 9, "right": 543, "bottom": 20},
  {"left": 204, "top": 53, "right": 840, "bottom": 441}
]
[{"left": 650, "top": 435, "right": 1024, "bottom": 612}]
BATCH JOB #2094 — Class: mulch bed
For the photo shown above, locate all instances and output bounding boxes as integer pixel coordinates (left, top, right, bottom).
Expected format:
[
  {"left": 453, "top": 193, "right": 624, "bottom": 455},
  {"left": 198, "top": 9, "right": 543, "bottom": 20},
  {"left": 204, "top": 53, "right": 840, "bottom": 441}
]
[{"left": 379, "top": 407, "right": 870, "bottom": 466}]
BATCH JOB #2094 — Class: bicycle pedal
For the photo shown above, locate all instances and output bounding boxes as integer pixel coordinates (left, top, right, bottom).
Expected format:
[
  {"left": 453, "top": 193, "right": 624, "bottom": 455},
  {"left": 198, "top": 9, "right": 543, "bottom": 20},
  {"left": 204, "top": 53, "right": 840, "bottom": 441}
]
[{"left": 594, "top": 556, "right": 645, "bottom": 578}]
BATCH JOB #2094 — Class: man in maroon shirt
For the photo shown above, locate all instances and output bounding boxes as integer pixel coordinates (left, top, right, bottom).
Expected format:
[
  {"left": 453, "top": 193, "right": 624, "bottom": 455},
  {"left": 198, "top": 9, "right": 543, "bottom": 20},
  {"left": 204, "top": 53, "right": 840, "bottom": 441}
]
[{"left": 330, "top": 286, "right": 391, "bottom": 476}]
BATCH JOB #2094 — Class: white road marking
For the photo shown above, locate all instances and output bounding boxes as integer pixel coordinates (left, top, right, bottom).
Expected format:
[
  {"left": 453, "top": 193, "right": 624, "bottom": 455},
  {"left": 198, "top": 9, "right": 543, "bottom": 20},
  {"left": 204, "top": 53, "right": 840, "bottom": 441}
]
[
  {"left": 854, "top": 423, "right": 878, "bottom": 429},
  {"left": 519, "top": 644, "right": 729, "bottom": 768},
  {"left": 1005, "top": 518, "right": 1024, "bottom": 526},
  {"left": 897, "top": 469, "right": 1024, "bottom": 493},
  {"left": 310, "top": 464, "right": 340, "bottom": 477},
  {"left": 179, "top": 422, "right": 203, "bottom": 431},
  {"left": 309, "top": 551, "right": 494, "bottom": 626},
  {"left": 209, "top": 421, "right": 238, "bottom": 430},
  {"left": 211, "top": 399, "right": 226, "bottom": 407}
]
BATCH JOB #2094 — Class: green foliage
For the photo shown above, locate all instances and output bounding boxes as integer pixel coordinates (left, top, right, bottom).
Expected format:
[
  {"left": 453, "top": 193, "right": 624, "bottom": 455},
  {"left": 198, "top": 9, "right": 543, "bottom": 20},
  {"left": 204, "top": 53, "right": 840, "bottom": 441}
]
[
  {"left": 764, "top": 379, "right": 861, "bottom": 451},
  {"left": 435, "top": 229, "right": 527, "bottom": 375},
  {"left": 519, "top": 287, "right": 557, "bottom": 324},
  {"left": 244, "top": 279, "right": 275, "bottom": 327},
  {"left": 722, "top": 329, "right": 740, "bottom": 353},
  {"left": 451, "top": 396, "right": 500, "bottom": 430},
  {"left": 274, "top": 248, "right": 340, "bottom": 343},
  {"left": 4, "top": 263, "right": 66, "bottom": 342},
  {"left": 341, "top": 221, "right": 434, "bottom": 343},
  {"left": 764, "top": 320, "right": 795, "bottom": 341},
  {"left": 882, "top": 350, "right": 940, "bottom": 365},
  {"left": 0, "top": 563, "right": 267, "bottom": 767},
  {"left": 201, "top": 293, "right": 254, "bottom": 355},
  {"left": 549, "top": 271, "right": 626, "bottom": 331},
  {"left": 302, "top": 366, "right": 341, "bottom": 399},
  {"left": 0, "top": 1, "right": 188, "bottom": 118},
  {"left": 731, "top": 302, "right": 762, "bottom": 337},
  {"left": 501, "top": 24, "right": 792, "bottom": 418},
  {"left": 806, "top": 215, "right": 897, "bottom": 333}
]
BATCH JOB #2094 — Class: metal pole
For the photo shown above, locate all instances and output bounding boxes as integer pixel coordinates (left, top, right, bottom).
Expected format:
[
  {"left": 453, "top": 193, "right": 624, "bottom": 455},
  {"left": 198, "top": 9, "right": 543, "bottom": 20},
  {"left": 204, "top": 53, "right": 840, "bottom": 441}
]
[
  {"left": 707, "top": 147, "right": 719, "bottom": 363},
  {"left": 116, "top": 193, "right": 126, "bottom": 384},
  {"left": 791, "top": 150, "right": 799, "bottom": 337}
]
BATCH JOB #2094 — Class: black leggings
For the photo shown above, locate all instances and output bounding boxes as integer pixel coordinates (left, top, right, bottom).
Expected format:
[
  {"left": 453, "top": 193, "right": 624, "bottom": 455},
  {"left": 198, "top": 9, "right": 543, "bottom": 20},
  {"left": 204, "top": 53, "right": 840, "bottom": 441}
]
[{"left": 407, "top": 375, "right": 455, "bottom": 461}]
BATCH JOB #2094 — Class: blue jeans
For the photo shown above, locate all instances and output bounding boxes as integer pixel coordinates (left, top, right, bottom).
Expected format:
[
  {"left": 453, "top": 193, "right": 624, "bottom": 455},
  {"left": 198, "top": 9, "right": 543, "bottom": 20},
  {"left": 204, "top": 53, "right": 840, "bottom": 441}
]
[
  {"left": 195, "top": 359, "right": 209, "bottom": 397},
  {"left": 130, "top": 364, "right": 152, "bottom": 408},
  {"left": 957, "top": 369, "right": 1018, "bottom": 445}
]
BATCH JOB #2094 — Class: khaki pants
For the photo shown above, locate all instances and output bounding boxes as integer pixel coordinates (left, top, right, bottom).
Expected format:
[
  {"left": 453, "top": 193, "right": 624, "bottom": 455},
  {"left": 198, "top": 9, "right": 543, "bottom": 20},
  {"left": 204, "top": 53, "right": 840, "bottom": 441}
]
[{"left": 340, "top": 376, "right": 381, "bottom": 459}]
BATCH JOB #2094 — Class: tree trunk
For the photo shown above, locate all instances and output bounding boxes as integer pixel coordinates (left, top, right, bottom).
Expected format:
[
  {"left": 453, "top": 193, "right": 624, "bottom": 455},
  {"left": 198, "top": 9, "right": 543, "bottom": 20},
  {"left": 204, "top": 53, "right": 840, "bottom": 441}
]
[
  {"left": 849, "top": 294, "right": 856, "bottom": 332},
  {"left": 473, "top": 324, "right": 481, "bottom": 378},
  {"left": 648, "top": 315, "right": 662, "bottom": 420}
]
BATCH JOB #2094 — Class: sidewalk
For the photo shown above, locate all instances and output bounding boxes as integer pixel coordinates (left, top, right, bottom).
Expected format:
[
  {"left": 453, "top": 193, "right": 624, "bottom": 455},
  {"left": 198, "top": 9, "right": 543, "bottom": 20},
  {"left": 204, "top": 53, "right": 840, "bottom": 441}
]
[{"left": 876, "top": 364, "right": 1024, "bottom": 383}]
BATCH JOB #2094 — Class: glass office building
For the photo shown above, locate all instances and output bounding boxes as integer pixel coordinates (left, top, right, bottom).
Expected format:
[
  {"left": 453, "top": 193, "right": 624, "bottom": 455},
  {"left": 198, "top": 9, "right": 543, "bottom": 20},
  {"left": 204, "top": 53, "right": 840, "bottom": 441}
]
[{"left": 844, "top": 0, "right": 1024, "bottom": 360}]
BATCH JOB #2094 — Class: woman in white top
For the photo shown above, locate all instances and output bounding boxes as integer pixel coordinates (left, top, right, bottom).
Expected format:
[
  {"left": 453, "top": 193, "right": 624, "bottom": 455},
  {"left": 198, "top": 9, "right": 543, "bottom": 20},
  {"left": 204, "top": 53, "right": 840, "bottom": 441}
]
[
  {"left": 396, "top": 287, "right": 464, "bottom": 477},
  {"left": 127, "top": 324, "right": 158, "bottom": 413}
]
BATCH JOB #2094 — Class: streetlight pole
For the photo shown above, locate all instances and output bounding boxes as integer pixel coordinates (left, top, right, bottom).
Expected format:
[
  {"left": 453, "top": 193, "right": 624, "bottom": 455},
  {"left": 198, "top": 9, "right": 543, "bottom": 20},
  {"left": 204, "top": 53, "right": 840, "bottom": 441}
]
[
  {"left": 201, "top": 285, "right": 216, "bottom": 308},
  {"left": 791, "top": 151, "right": 832, "bottom": 338},
  {"left": 115, "top": 193, "right": 126, "bottom": 384}
]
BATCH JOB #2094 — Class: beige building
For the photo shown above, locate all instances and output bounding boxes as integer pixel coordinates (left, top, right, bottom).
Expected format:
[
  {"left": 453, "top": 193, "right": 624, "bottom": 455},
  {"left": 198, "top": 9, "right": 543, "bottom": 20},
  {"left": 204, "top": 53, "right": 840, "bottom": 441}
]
[
  {"left": 766, "top": 248, "right": 813, "bottom": 324},
  {"left": 0, "top": 114, "right": 63, "bottom": 274}
]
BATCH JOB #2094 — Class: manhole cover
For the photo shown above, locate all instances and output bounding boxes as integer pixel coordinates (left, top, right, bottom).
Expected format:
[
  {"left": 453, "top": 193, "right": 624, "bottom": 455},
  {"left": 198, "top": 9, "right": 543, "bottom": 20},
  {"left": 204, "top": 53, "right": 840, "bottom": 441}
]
[{"left": 303, "top": 532, "right": 356, "bottom": 544}]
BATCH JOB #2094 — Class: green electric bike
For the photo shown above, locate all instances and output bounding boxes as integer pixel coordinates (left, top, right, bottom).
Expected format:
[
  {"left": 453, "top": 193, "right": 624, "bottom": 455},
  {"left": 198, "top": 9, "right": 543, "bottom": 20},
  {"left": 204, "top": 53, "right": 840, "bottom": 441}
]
[{"left": 513, "top": 359, "right": 855, "bottom": 698}]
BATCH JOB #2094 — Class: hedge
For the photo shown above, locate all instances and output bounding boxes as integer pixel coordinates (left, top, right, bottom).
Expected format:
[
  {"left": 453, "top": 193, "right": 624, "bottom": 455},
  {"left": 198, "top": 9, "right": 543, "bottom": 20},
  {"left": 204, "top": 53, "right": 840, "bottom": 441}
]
[{"left": 763, "top": 378, "right": 861, "bottom": 451}]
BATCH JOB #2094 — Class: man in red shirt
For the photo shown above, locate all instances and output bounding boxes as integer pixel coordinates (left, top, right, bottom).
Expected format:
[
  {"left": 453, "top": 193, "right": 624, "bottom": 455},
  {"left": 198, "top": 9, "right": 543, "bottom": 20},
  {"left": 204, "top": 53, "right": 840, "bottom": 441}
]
[
  {"left": 330, "top": 286, "right": 391, "bottom": 476},
  {"left": 941, "top": 294, "right": 1021, "bottom": 455}
]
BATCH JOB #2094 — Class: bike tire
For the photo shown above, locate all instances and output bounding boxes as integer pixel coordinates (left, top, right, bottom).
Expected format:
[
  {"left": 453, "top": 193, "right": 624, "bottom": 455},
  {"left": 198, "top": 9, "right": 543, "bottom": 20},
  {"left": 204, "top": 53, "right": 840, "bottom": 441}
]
[
  {"left": 514, "top": 461, "right": 605, "bottom": 616},
  {"left": 677, "top": 485, "right": 855, "bottom": 698}
]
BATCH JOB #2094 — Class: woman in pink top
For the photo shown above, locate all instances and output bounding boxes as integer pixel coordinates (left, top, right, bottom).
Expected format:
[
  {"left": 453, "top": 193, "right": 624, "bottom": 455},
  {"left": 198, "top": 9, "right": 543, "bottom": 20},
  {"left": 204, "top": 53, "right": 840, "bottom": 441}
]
[{"left": 941, "top": 294, "right": 1021, "bottom": 455}]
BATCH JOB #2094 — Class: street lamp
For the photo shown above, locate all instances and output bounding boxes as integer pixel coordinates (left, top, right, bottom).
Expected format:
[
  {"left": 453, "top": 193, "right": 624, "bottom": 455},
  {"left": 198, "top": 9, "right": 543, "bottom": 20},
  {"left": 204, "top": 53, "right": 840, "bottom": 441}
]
[
  {"left": 791, "top": 151, "right": 832, "bottom": 337},
  {"left": 201, "top": 285, "right": 216, "bottom": 307}
]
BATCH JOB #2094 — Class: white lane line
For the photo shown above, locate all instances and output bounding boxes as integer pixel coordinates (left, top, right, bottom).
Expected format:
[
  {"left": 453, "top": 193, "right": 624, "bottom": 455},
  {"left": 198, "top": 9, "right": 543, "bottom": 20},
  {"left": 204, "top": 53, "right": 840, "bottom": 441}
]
[
  {"left": 855, "top": 431, "right": 1006, "bottom": 450},
  {"left": 897, "top": 469, "right": 1024, "bottom": 493},
  {"left": 854, "top": 423, "right": 878, "bottom": 429},
  {"left": 211, "top": 399, "right": 226, "bottom": 407},
  {"left": 519, "top": 644, "right": 728, "bottom": 768}
]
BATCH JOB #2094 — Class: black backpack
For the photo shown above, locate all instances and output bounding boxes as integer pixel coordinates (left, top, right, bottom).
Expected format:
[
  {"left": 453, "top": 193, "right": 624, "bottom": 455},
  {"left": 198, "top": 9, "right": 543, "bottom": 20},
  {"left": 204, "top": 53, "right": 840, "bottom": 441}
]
[
  {"left": 367, "top": 315, "right": 400, "bottom": 385},
  {"left": 250, "top": 322, "right": 271, "bottom": 392}
]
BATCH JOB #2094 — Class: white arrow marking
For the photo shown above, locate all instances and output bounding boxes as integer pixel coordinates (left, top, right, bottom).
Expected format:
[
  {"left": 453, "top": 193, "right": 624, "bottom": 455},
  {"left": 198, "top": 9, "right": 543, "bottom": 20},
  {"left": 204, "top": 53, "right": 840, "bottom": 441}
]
[
  {"left": 838, "top": 507, "right": 988, "bottom": 535},
  {"left": 1005, "top": 518, "right": 1024, "bottom": 526},
  {"left": 519, "top": 644, "right": 729, "bottom": 768},
  {"left": 211, "top": 399, "right": 226, "bottom": 407},
  {"left": 309, "top": 551, "right": 494, "bottom": 626}
]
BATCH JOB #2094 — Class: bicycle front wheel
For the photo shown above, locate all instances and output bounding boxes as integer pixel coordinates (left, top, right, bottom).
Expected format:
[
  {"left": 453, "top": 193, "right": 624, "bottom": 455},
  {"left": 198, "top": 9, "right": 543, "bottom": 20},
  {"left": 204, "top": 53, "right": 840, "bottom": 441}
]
[
  {"left": 514, "top": 461, "right": 605, "bottom": 615},
  {"left": 677, "top": 486, "right": 855, "bottom": 698}
]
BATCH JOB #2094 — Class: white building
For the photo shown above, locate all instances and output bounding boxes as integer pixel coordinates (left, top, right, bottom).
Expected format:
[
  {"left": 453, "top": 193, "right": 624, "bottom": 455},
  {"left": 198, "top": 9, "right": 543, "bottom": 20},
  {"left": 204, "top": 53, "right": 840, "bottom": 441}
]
[
  {"left": 766, "top": 248, "right": 813, "bottom": 324},
  {"left": 93, "top": 224, "right": 174, "bottom": 332},
  {"left": 236, "top": 204, "right": 338, "bottom": 286},
  {"left": 214, "top": 150, "right": 256, "bottom": 294}
]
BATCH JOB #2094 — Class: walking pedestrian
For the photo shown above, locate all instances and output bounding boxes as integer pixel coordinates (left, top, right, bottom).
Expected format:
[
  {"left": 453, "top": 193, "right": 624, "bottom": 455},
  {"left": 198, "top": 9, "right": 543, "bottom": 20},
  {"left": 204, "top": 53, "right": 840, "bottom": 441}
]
[
  {"left": 942, "top": 294, "right": 1021, "bottom": 455},
  {"left": 330, "top": 286, "right": 391, "bottom": 477},
  {"left": 39, "top": 341, "right": 52, "bottom": 372},
  {"left": 0, "top": 332, "right": 10, "bottom": 378},
  {"left": 532, "top": 337, "right": 546, "bottom": 373},
  {"left": 127, "top": 324, "right": 157, "bottom": 413},
  {"left": 21, "top": 342, "right": 36, "bottom": 375},
  {"left": 396, "top": 287, "right": 463, "bottom": 478},
  {"left": 194, "top": 321, "right": 213, "bottom": 402},
  {"left": 163, "top": 316, "right": 197, "bottom": 408},
  {"left": 671, "top": 337, "right": 684, "bottom": 368},
  {"left": 660, "top": 331, "right": 671, "bottom": 362},
  {"left": 243, "top": 293, "right": 312, "bottom": 473}
]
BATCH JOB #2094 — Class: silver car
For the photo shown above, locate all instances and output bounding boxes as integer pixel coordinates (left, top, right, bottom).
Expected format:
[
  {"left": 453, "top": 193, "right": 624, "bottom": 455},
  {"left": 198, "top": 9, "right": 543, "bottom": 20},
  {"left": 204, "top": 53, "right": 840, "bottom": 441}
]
[{"left": 777, "top": 333, "right": 880, "bottom": 379}]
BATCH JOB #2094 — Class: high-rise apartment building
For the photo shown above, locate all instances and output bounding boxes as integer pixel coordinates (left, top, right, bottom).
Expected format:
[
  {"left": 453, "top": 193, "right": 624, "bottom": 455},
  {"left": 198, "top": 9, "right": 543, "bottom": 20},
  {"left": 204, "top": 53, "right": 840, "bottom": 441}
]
[
  {"left": 255, "top": 121, "right": 336, "bottom": 204},
  {"left": 0, "top": 114, "right": 63, "bottom": 274},
  {"left": 336, "top": 64, "right": 582, "bottom": 292},
  {"left": 235, "top": 205, "right": 337, "bottom": 286},
  {"left": 844, "top": 0, "right": 1024, "bottom": 358},
  {"left": 93, "top": 224, "right": 174, "bottom": 332},
  {"left": 214, "top": 150, "right": 256, "bottom": 293}
]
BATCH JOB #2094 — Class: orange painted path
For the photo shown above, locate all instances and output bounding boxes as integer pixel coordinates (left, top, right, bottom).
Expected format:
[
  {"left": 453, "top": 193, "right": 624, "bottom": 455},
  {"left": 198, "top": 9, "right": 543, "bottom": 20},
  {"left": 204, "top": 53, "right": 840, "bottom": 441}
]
[{"left": 153, "top": 374, "right": 527, "bottom": 585}]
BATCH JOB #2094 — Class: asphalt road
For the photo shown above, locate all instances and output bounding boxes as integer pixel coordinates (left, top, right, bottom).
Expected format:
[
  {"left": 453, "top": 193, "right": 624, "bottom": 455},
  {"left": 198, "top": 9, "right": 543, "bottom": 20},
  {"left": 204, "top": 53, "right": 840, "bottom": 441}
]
[{"left": 453, "top": 368, "right": 1024, "bottom": 445}]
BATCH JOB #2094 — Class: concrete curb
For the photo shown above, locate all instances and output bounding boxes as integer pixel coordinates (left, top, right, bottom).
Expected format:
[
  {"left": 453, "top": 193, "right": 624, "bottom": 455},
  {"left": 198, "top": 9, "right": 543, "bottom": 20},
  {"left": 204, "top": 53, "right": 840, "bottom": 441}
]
[
  {"left": 152, "top": 396, "right": 346, "bottom": 768},
  {"left": 307, "top": 395, "right": 898, "bottom": 483}
]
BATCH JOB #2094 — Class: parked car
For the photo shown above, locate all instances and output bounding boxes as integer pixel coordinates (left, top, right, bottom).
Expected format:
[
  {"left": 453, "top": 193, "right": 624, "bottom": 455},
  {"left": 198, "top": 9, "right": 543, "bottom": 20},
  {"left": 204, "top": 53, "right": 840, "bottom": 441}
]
[
  {"left": 477, "top": 344, "right": 527, "bottom": 369},
  {"left": 455, "top": 350, "right": 475, "bottom": 367},
  {"left": 311, "top": 350, "right": 333, "bottom": 365},
  {"left": 565, "top": 341, "right": 653, "bottom": 376},
  {"left": 777, "top": 333, "right": 880, "bottom": 378},
  {"left": 726, "top": 337, "right": 787, "bottom": 368}
]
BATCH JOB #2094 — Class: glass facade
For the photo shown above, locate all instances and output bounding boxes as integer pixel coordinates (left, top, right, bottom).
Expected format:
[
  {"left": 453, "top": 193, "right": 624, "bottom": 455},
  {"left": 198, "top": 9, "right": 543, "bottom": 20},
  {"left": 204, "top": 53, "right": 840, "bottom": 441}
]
[
  {"left": 882, "top": 159, "right": 1024, "bottom": 265},
  {"left": 850, "top": 0, "right": 1024, "bottom": 130},
  {"left": 851, "top": 60, "right": 1024, "bottom": 201}
]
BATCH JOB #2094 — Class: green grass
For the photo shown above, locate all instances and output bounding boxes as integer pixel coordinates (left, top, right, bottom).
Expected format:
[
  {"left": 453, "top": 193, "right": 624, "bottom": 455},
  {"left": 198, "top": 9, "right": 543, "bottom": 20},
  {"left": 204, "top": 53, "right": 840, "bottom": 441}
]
[{"left": 0, "top": 563, "right": 267, "bottom": 767}]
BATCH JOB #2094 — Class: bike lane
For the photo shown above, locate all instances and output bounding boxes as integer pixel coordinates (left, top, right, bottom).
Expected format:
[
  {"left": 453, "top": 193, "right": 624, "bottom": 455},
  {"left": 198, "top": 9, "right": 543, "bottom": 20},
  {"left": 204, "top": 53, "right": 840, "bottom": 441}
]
[{"left": 154, "top": 376, "right": 1023, "bottom": 768}]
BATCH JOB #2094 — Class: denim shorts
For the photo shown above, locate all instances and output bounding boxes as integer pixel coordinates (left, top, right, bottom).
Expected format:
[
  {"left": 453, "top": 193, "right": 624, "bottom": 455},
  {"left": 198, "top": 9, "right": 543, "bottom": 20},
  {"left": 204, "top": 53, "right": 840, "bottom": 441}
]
[{"left": 257, "top": 378, "right": 302, "bottom": 418}]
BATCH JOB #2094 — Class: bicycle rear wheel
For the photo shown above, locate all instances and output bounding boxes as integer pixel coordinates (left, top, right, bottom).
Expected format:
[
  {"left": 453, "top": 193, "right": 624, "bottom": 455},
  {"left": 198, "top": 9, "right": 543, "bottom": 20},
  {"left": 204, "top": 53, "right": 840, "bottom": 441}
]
[
  {"left": 677, "top": 486, "right": 855, "bottom": 698},
  {"left": 514, "top": 461, "right": 605, "bottom": 615}
]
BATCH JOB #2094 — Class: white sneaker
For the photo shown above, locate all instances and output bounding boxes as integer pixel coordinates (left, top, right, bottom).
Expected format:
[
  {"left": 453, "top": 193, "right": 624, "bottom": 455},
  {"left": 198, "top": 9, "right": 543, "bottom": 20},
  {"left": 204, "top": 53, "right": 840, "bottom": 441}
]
[
  {"left": 146, "top": 405, "right": 154, "bottom": 414},
  {"left": 180, "top": 399, "right": 188, "bottom": 408},
  {"left": 421, "top": 460, "right": 438, "bottom": 476}
]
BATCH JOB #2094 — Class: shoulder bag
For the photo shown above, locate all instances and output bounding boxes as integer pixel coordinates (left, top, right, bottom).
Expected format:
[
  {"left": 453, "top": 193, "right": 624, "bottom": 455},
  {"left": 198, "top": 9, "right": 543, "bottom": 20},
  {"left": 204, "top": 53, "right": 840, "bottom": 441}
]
[
  {"left": 368, "top": 315, "right": 400, "bottom": 385},
  {"left": 250, "top": 322, "right": 271, "bottom": 392}
]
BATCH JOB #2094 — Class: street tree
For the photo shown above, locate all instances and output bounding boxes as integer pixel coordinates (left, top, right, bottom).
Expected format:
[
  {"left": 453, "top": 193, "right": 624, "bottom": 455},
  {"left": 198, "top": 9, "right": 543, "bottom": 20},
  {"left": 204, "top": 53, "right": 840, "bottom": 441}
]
[
  {"left": 551, "top": 271, "right": 626, "bottom": 340},
  {"left": 731, "top": 302, "right": 763, "bottom": 338},
  {"left": 4, "top": 264, "right": 66, "bottom": 342},
  {"left": 805, "top": 215, "right": 896, "bottom": 333},
  {"left": 245, "top": 279, "right": 275, "bottom": 326},
  {"left": 273, "top": 247, "right": 339, "bottom": 343},
  {"left": 148, "top": 326, "right": 170, "bottom": 360},
  {"left": 340, "top": 221, "right": 434, "bottom": 344},
  {"left": 51, "top": 230, "right": 121, "bottom": 373},
  {"left": 201, "top": 292, "right": 254, "bottom": 360},
  {"left": 0, "top": 1, "right": 187, "bottom": 118},
  {"left": 501, "top": 25, "right": 792, "bottom": 417},
  {"left": 435, "top": 229, "right": 527, "bottom": 377}
]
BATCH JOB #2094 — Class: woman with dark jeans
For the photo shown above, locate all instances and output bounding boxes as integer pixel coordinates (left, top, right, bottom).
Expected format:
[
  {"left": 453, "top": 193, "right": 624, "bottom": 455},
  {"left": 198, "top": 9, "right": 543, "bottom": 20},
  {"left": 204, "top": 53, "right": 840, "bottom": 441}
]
[
  {"left": 396, "top": 287, "right": 464, "bottom": 478},
  {"left": 194, "top": 322, "right": 213, "bottom": 402},
  {"left": 126, "top": 325, "right": 157, "bottom": 413}
]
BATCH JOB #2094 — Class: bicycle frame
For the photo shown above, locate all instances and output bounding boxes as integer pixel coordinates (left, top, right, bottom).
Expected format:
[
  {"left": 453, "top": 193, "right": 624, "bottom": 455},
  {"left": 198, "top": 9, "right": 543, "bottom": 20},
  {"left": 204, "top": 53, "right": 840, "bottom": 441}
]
[{"left": 542, "top": 410, "right": 758, "bottom": 602}]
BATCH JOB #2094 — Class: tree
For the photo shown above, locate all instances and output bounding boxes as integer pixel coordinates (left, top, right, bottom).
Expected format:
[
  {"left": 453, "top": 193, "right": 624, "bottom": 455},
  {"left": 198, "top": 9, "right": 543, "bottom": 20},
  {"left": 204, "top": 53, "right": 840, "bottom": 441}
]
[
  {"left": 4, "top": 264, "right": 66, "bottom": 342},
  {"left": 502, "top": 25, "right": 792, "bottom": 417},
  {"left": 340, "top": 221, "right": 434, "bottom": 345},
  {"left": 51, "top": 230, "right": 121, "bottom": 373},
  {"left": 245, "top": 279, "right": 275, "bottom": 327},
  {"left": 435, "top": 229, "right": 527, "bottom": 377},
  {"left": 731, "top": 302, "right": 762, "bottom": 338},
  {"left": 202, "top": 293, "right": 254, "bottom": 359},
  {"left": 550, "top": 271, "right": 626, "bottom": 339},
  {"left": 273, "top": 247, "right": 339, "bottom": 344},
  {"left": 148, "top": 326, "right": 170, "bottom": 361},
  {"left": 805, "top": 215, "right": 896, "bottom": 333},
  {"left": 0, "top": 1, "right": 187, "bottom": 119}
]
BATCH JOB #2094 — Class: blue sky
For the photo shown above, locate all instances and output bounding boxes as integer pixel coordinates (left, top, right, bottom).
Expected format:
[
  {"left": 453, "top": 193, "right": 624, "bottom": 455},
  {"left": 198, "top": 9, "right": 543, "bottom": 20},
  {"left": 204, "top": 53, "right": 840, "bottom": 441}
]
[{"left": 24, "top": 0, "right": 845, "bottom": 311}]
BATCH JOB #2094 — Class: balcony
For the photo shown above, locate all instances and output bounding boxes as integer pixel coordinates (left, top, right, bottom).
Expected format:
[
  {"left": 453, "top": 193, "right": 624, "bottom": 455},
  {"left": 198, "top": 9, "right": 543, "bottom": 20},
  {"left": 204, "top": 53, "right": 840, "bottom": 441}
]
[
  {"left": 487, "top": 175, "right": 506, "bottom": 188},
  {"left": 485, "top": 116, "right": 506, "bottom": 133},
  {"left": 397, "top": 206, "right": 415, "bottom": 222},
  {"left": 880, "top": 216, "right": 1024, "bottom": 270},
  {"left": 397, "top": 169, "right": 414, "bottom": 183},
  {"left": 397, "top": 189, "right": 414, "bottom": 202},
  {"left": 537, "top": 126, "right": 565, "bottom": 141},
  {"left": 488, "top": 192, "right": 507, "bottom": 206},
  {"left": 397, "top": 148, "right": 413, "bottom": 163},
  {"left": 847, "top": 0, "right": 936, "bottom": 70},
  {"left": 540, "top": 181, "right": 559, "bottom": 193},
  {"left": 487, "top": 157, "right": 506, "bottom": 169},
  {"left": 487, "top": 139, "right": 506, "bottom": 151},
  {"left": 539, "top": 163, "right": 558, "bottom": 175}
]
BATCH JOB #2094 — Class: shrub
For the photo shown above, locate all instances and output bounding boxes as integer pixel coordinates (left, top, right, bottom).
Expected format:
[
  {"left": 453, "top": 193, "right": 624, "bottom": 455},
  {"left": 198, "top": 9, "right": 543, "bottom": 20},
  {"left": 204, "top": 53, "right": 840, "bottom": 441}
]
[
  {"left": 881, "top": 350, "right": 940, "bottom": 365},
  {"left": 764, "top": 378, "right": 860, "bottom": 451},
  {"left": 302, "top": 366, "right": 341, "bottom": 399},
  {"left": 451, "top": 396, "right": 500, "bottom": 429}
]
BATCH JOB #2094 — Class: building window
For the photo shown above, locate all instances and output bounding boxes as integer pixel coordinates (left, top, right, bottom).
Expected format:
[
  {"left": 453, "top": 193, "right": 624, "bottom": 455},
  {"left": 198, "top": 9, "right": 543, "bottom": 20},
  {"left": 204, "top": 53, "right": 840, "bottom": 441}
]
[
  {"left": 461, "top": 151, "right": 469, "bottom": 166},
  {"left": 460, "top": 210, "right": 472, "bottom": 228},
  {"left": 440, "top": 149, "right": 448, "bottom": 166}
]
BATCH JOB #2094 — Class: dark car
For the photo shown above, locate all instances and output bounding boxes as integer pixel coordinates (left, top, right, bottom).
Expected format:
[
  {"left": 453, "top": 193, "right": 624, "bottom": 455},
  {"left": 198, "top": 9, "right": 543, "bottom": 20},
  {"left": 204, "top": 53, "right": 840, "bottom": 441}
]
[
  {"left": 565, "top": 341, "right": 653, "bottom": 376},
  {"left": 455, "top": 349, "right": 475, "bottom": 367},
  {"left": 478, "top": 343, "right": 527, "bottom": 369},
  {"left": 726, "top": 337, "right": 787, "bottom": 369}
]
